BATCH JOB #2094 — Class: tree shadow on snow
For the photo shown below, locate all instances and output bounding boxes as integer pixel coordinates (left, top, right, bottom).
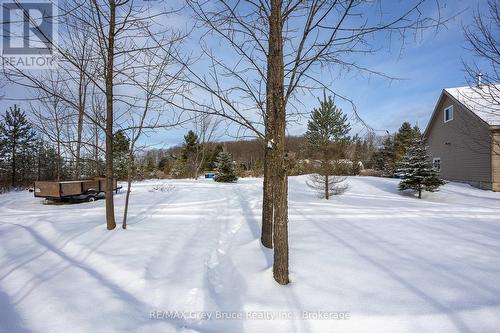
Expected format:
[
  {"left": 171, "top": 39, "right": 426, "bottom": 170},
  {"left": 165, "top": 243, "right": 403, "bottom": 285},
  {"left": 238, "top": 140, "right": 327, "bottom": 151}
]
[
  {"left": 0, "top": 289, "right": 33, "bottom": 333},
  {"left": 233, "top": 188, "right": 273, "bottom": 269},
  {"left": 1, "top": 223, "right": 202, "bottom": 333},
  {"left": 311, "top": 220, "right": 488, "bottom": 333}
]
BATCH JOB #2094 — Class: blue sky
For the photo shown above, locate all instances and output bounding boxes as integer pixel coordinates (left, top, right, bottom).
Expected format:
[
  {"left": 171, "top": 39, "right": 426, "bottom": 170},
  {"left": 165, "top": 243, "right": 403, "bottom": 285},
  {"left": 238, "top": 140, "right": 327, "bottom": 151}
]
[
  {"left": 0, "top": 0, "right": 488, "bottom": 148},
  {"left": 285, "top": 0, "right": 487, "bottom": 137}
]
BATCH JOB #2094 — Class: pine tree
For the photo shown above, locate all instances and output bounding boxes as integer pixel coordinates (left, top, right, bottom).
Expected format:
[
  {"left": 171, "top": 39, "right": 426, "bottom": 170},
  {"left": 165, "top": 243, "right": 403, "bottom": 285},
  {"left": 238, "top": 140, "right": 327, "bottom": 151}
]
[
  {"left": 396, "top": 138, "right": 444, "bottom": 199},
  {"left": 0, "top": 105, "right": 36, "bottom": 187},
  {"left": 214, "top": 151, "right": 238, "bottom": 183},
  {"left": 305, "top": 94, "right": 351, "bottom": 148},
  {"left": 305, "top": 94, "right": 351, "bottom": 199}
]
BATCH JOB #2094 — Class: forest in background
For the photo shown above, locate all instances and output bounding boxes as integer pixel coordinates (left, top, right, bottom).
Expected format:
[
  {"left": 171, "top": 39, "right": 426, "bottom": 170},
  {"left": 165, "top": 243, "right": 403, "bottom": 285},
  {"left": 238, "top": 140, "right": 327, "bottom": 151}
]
[{"left": 0, "top": 99, "right": 422, "bottom": 190}]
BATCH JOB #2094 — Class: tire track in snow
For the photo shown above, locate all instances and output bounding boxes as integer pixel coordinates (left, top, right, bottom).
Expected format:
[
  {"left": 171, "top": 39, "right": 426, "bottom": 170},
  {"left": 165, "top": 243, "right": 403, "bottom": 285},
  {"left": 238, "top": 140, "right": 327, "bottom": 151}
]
[{"left": 204, "top": 185, "right": 247, "bottom": 315}]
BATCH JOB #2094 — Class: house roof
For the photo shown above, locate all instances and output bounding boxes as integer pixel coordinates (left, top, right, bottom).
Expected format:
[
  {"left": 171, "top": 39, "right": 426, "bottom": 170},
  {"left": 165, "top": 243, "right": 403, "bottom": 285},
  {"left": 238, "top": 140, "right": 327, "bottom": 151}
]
[{"left": 444, "top": 85, "right": 500, "bottom": 126}]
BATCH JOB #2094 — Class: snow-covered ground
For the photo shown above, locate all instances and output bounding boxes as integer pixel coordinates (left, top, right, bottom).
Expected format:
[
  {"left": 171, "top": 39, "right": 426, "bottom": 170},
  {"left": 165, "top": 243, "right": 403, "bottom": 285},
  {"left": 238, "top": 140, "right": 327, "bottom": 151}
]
[{"left": 1, "top": 176, "right": 499, "bottom": 333}]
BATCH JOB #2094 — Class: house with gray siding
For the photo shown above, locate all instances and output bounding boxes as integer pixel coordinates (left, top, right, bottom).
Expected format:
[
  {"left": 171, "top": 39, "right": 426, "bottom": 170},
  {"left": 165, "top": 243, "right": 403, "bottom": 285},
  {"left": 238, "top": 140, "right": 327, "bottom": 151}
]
[{"left": 424, "top": 85, "right": 500, "bottom": 191}]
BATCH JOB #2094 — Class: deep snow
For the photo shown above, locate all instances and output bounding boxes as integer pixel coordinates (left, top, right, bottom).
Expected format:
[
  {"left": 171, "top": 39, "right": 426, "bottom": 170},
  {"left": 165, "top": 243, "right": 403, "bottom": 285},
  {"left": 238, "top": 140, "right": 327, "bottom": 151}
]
[{"left": 0, "top": 176, "right": 499, "bottom": 333}]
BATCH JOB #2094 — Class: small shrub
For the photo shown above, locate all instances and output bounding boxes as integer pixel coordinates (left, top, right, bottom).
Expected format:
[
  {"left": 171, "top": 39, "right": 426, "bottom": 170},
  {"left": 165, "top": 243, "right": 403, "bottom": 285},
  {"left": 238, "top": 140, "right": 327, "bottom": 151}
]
[{"left": 149, "top": 184, "right": 175, "bottom": 193}]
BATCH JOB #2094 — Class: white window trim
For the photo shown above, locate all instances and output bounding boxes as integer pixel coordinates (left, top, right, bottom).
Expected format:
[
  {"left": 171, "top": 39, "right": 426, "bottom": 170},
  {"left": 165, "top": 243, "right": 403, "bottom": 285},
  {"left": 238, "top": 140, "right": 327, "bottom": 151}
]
[
  {"left": 444, "top": 105, "right": 454, "bottom": 123},
  {"left": 433, "top": 157, "right": 441, "bottom": 172}
]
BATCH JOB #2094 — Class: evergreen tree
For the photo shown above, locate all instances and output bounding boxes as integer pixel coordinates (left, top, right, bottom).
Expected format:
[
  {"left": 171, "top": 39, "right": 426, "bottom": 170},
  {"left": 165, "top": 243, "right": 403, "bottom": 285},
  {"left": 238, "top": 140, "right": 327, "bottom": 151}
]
[
  {"left": 36, "top": 140, "right": 60, "bottom": 181},
  {"left": 396, "top": 138, "right": 444, "bottom": 199},
  {"left": 182, "top": 130, "right": 199, "bottom": 159},
  {"left": 214, "top": 151, "right": 238, "bottom": 182},
  {"left": 203, "top": 144, "right": 223, "bottom": 171},
  {"left": 351, "top": 135, "right": 363, "bottom": 161},
  {"left": 158, "top": 156, "right": 171, "bottom": 174},
  {"left": 113, "top": 132, "right": 131, "bottom": 179},
  {"left": 381, "top": 135, "right": 396, "bottom": 176},
  {"left": 305, "top": 94, "right": 351, "bottom": 199},
  {"left": 181, "top": 130, "right": 200, "bottom": 177},
  {"left": 305, "top": 94, "right": 351, "bottom": 148},
  {"left": 372, "top": 135, "right": 397, "bottom": 176},
  {"left": 0, "top": 105, "right": 36, "bottom": 186},
  {"left": 394, "top": 122, "right": 421, "bottom": 163}
]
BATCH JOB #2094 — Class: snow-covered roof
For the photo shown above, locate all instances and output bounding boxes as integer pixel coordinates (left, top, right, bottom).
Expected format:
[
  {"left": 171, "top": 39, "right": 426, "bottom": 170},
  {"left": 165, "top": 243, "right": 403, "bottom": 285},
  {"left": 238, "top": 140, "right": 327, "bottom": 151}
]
[{"left": 444, "top": 85, "right": 500, "bottom": 126}]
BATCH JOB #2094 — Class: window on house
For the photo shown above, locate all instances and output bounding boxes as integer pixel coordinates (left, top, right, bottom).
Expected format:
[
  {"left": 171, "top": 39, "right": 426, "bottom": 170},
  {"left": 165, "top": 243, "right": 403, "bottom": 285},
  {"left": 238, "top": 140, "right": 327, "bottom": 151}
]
[
  {"left": 444, "top": 105, "right": 454, "bottom": 122},
  {"left": 433, "top": 158, "right": 441, "bottom": 172}
]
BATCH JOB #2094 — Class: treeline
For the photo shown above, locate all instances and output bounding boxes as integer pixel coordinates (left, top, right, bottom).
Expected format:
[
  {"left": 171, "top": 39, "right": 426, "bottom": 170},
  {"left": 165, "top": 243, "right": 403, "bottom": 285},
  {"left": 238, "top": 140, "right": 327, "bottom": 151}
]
[
  {"left": 0, "top": 105, "right": 78, "bottom": 191},
  {"left": 134, "top": 131, "right": 379, "bottom": 179},
  {"left": 0, "top": 104, "right": 128, "bottom": 191},
  {"left": 0, "top": 102, "right": 421, "bottom": 191}
]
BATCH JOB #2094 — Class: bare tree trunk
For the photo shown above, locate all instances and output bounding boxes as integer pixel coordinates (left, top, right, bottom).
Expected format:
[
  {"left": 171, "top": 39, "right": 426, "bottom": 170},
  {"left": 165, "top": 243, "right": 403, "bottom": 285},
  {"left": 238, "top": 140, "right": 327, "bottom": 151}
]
[
  {"left": 75, "top": 71, "right": 86, "bottom": 179},
  {"left": 122, "top": 153, "right": 133, "bottom": 229},
  {"left": 261, "top": 56, "right": 275, "bottom": 248},
  {"left": 56, "top": 136, "right": 61, "bottom": 181},
  {"left": 325, "top": 174, "right": 329, "bottom": 200},
  {"left": 261, "top": 143, "right": 273, "bottom": 248},
  {"left": 104, "top": 0, "right": 116, "bottom": 230},
  {"left": 94, "top": 124, "right": 100, "bottom": 176},
  {"left": 37, "top": 143, "right": 41, "bottom": 181},
  {"left": 269, "top": 0, "right": 289, "bottom": 285},
  {"left": 273, "top": 164, "right": 289, "bottom": 284},
  {"left": 122, "top": 176, "right": 132, "bottom": 229},
  {"left": 195, "top": 144, "right": 207, "bottom": 180}
]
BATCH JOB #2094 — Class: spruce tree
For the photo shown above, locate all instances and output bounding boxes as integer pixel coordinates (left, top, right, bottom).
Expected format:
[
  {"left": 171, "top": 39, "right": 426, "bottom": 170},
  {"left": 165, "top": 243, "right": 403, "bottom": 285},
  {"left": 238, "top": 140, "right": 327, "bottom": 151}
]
[
  {"left": 112, "top": 132, "right": 131, "bottom": 179},
  {"left": 0, "top": 105, "right": 36, "bottom": 186},
  {"left": 381, "top": 136, "right": 396, "bottom": 176},
  {"left": 204, "top": 144, "right": 223, "bottom": 171},
  {"left": 214, "top": 151, "right": 238, "bottom": 183},
  {"left": 394, "top": 122, "right": 421, "bottom": 163},
  {"left": 396, "top": 138, "right": 444, "bottom": 199},
  {"left": 372, "top": 135, "right": 397, "bottom": 176}
]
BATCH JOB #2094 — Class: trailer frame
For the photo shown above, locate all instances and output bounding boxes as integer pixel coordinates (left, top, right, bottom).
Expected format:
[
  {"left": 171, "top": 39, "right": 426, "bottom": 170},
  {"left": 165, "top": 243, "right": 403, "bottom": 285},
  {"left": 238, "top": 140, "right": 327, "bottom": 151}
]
[{"left": 34, "top": 178, "right": 121, "bottom": 202}]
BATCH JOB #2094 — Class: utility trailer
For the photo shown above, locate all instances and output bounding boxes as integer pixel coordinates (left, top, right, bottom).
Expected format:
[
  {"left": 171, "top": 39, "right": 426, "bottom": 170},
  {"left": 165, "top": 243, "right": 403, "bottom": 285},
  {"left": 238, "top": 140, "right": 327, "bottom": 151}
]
[{"left": 34, "top": 178, "right": 121, "bottom": 202}]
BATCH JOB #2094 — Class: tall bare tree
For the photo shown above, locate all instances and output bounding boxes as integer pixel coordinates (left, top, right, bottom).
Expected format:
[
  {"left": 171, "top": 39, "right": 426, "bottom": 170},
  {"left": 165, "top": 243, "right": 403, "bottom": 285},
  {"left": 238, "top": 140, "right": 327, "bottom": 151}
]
[
  {"left": 30, "top": 71, "right": 70, "bottom": 181},
  {"left": 185, "top": 0, "right": 447, "bottom": 284},
  {"left": 120, "top": 29, "right": 188, "bottom": 229},
  {"left": 463, "top": 0, "right": 499, "bottom": 95},
  {"left": 3, "top": 0, "right": 187, "bottom": 230},
  {"left": 193, "top": 113, "right": 222, "bottom": 179},
  {"left": 61, "top": 15, "right": 96, "bottom": 179},
  {"left": 462, "top": 0, "right": 500, "bottom": 157}
]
